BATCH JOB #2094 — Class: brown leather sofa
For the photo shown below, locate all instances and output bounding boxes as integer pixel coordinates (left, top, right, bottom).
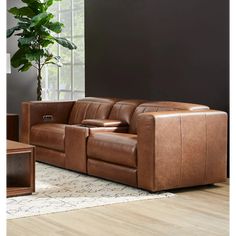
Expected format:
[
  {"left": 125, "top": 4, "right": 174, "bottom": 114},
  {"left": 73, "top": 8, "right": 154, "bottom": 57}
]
[{"left": 21, "top": 97, "right": 227, "bottom": 192}]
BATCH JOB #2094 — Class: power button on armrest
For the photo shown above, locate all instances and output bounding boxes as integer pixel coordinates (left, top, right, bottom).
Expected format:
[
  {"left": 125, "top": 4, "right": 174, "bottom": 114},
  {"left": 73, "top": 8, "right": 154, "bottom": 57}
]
[{"left": 42, "top": 115, "right": 53, "bottom": 121}]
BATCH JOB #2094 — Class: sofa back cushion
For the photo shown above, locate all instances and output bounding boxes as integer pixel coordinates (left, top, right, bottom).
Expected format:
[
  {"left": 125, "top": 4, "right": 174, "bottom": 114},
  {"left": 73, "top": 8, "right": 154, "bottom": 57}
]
[
  {"left": 68, "top": 97, "right": 116, "bottom": 125},
  {"left": 108, "top": 100, "right": 145, "bottom": 124},
  {"left": 129, "top": 101, "right": 210, "bottom": 134}
]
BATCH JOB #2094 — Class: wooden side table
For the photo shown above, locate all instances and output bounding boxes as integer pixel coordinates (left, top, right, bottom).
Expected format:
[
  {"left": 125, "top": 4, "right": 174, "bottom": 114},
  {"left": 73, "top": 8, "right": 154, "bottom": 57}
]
[
  {"left": 7, "top": 140, "right": 35, "bottom": 197},
  {"left": 7, "top": 113, "right": 19, "bottom": 141}
]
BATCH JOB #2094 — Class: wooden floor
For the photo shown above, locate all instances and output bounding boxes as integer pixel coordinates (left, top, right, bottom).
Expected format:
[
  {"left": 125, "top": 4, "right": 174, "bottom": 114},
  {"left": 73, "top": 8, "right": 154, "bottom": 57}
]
[{"left": 7, "top": 182, "right": 229, "bottom": 236}]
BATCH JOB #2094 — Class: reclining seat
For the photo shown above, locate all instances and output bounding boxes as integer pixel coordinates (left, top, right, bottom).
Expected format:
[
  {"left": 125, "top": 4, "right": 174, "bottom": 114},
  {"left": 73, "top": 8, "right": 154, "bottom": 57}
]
[
  {"left": 82, "top": 99, "right": 142, "bottom": 185},
  {"left": 86, "top": 101, "right": 227, "bottom": 191},
  {"left": 86, "top": 101, "right": 198, "bottom": 187},
  {"left": 71, "top": 99, "right": 144, "bottom": 173},
  {"left": 22, "top": 97, "right": 117, "bottom": 169}
]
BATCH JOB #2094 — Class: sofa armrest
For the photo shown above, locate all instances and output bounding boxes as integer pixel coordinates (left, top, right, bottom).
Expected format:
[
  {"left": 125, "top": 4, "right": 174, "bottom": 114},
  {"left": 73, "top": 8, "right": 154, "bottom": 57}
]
[
  {"left": 81, "top": 119, "right": 127, "bottom": 127},
  {"left": 155, "top": 101, "right": 210, "bottom": 111},
  {"left": 65, "top": 125, "right": 89, "bottom": 173},
  {"left": 137, "top": 110, "right": 227, "bottom": 192},
  {"left": 21, "top": 100, "right": 75, "bottom": 143}
]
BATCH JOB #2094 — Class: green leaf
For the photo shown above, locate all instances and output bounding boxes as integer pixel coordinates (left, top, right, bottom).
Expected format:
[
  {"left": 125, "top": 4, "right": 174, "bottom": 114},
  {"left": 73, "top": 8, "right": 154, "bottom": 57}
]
[
  {"left": 45, "top": 0, "right": 54, "bottom": 9},
  {"left": 18, "top": 21, "right": 30, "bottom": 29},
  {"left": 7, "top": 26, "right": 20, "bottom": 38},
  {"left": 44, "top": 54, "right": 54, "bottom": 62},
  {"left": 39, "top": 25, "right": 51, "bottom": 36},
  {"left": 14, "top": 16, "right": 31, "bottom": 23},
  {"left": 18, "top": 36, "right": 35, "bottom": 46},
  {"left": 25, "top": 49, "right": 44, "bottom": 62},
  {"left": 46, "top": 21, "right": 64, "bottom": 33},
  {"left": 11, "top": 48, "right": 29, "bottom": 68},
  {"left": 30, "top": 12, "right": 53, "bottom": 28},
  {"left": 19, "top": 62, "right": 32, "bottom": 72},
  {"left": 54, "top": 37, "right": 77, "bottom": 50},
  {"left": 9, "top": 7, "right": 35, "bottom": 18},
  {"left": 28, "top": 2, "right": 45, "bottom": 15},
  {"left": 41, "top": 39, "right": 54, "bottom": 47},
  {"left": 22, "top": 0, "right": 38, "bottom": 3},
  {"left": 45, "top": 55, "right": 62, "bottom": 67}
]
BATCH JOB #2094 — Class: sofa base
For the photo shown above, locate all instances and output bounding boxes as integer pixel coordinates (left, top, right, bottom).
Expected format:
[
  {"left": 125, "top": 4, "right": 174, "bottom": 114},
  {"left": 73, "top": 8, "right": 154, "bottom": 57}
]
[
  {"left": 36, "top": 146, "right": 65, "bottom": 168},
  {"left": 87, "top": 158, "right": 137, "bottom": 187}
]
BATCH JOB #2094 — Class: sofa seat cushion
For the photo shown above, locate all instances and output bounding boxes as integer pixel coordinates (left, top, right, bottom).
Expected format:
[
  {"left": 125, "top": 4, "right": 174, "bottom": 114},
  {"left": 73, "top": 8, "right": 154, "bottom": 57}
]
[
  {"left": 87, "top": 132, "right": 137, "bottom": 168},
  {"left": 31, "top": 123, "right": 66, "bottom": 152}
]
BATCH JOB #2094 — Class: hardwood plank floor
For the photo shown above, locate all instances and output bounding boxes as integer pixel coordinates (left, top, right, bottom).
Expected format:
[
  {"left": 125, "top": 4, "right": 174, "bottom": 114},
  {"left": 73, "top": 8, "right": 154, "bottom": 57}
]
[{"left": 7, "top": 182, "right": 229, "bottom": 236}]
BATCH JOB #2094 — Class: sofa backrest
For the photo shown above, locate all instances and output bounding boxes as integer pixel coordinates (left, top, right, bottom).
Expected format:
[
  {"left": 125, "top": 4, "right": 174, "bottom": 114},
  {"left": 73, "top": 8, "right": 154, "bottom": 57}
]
[
  {"left": 129, "top": 101, "right": 210, "bottom": 134},
  {"left": 68, "top": 97, "right": 117, "bottom": 125},
  {"left": 108, "top": 99, "right": 145, "bottom": 124}
]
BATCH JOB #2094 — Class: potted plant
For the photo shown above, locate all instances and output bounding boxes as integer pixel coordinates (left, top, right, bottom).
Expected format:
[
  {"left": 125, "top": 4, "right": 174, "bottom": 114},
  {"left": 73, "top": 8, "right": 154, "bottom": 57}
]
[{"left": 7, "top": 0, "right": 77, "bottom": 100}]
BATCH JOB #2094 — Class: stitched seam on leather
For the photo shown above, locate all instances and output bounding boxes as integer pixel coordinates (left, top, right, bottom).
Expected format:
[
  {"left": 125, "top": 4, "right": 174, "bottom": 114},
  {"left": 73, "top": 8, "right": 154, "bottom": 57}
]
[
  {"left": 118, "top": 102, "right": 137, "bottom": 106},
  {"left": 152, "top": 108, "right": 158, "bottom": 189},
  {"left": 117, "top": 104, "right": 122, "bottom": 120},
  {"left": 204, "top": 113, "right": 208, "bottom": 184},
  {"left": 94, "top": 104, "right": 101, "bottom": 118},
  {"left": 153, "top": 116, "right": 156, "bottom": 190},
  {"left": 135, "top": 107, "right": 147, "bottom": 133},
  {"left": 72, "top": 103, "right": 81, "bottom": 124},
  {"left": 107, "top": 103, "right": 115, "bottom": 118},
  {"left": 179, "top": 114, "right": 183, "bottom": 187},
  {"left": 83, "top": 103, "right": 90, "bottom": 120},
  {"left": 128, "top": 105, "right": 137, "bottom": 125}
]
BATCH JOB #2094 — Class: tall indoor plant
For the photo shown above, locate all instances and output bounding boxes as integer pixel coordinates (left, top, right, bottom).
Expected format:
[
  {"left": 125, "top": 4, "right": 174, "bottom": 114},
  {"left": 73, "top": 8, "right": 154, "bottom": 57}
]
[{"left": 7, "top": 0, "right": 77, "bottom": 100}]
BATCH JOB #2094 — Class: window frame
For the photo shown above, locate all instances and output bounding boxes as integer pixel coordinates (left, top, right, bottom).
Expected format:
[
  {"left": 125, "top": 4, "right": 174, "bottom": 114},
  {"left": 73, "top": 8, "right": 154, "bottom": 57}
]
[{"left": 42, "top": 0, "right": 85, "bottom": 101}]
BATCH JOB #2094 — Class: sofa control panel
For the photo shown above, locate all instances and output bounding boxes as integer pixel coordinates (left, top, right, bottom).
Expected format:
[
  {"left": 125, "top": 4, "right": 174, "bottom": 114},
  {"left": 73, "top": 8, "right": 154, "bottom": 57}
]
[{"left": 42, "top": 115, "right": 53, "bottom": 122}]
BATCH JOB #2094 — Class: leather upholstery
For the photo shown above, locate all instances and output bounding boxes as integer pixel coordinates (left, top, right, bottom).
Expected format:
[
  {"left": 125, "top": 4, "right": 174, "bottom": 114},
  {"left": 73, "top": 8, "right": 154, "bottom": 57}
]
[
  {"left": 137, "top": 110, "right": 227, "bottom": 192},
  {"left": 129, "top": 101, "right": 210, "bottom": 134},
  {"left": 109, "top": 99, "right": 145, "bottom": 124},
  {"left": 68, "top": 97, "right": 117, "bottom": 125},
  {"left": 89, "top": 126, "right": 129, "bottom": 134},
  {"left": 87, "top": 132, "right": 137, "bottom": 168},
  {"left": 65, "top": 125, "right": 89, "bottom": 173},
  {"left": 82, "top": 119, "right": 127, "bottom": 127},
  {"left": 31, "top": 123, "right": 66, "bottom": 152},
  {"left": 87, "top": 158, "right": 137, "bottom": 187},
  {"left": 21, "top": 97, "right": 227, "bottom": 192},
  {"left": 155, "top": 101, "right": 210, "bottom": 111},
  {"left": 21, "top": 101, "right": 74, "bottom": 143},
  {"left": 36, "top": 146, "right": 65, "bottom": 168}
]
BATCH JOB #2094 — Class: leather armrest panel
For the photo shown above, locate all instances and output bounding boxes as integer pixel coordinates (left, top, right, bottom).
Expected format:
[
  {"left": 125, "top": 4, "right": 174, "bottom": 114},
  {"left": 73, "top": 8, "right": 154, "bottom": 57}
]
[{"left": 137, "top": 110, "right": 227, "bottom": 192}]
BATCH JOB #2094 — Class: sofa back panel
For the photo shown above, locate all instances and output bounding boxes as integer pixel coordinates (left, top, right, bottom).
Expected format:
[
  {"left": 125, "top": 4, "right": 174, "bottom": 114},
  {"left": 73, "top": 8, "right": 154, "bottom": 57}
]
[
  {"left": 109, "top": 100, "right": 145, "bottom": 124},
  {"left": 129, "top": 101, "right": 209, "bottom": 133},
  {"left": 68, "top": 97, "right": 116, "bottom": 124}
]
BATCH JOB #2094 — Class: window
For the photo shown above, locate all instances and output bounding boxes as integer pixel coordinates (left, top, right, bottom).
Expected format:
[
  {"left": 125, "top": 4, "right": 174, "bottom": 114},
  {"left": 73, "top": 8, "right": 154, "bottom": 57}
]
[{"left": 42, "top": 0, "right": 85, "bottom": 100}]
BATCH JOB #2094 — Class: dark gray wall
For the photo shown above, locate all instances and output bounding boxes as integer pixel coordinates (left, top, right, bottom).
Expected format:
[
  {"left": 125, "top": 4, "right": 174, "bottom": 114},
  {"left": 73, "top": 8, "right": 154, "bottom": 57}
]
[
  {"left": 85, "top": 0, "right": 229, "bottom": 112},
  {"left": 7, "top": 0, "right": 37, "bottom": 115}
]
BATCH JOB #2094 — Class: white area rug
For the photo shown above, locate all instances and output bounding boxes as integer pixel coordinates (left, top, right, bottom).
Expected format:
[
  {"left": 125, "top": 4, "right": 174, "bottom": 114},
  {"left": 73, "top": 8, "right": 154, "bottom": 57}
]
[{"left": 7, "top": 162, "right": 175, "bottom": 219}]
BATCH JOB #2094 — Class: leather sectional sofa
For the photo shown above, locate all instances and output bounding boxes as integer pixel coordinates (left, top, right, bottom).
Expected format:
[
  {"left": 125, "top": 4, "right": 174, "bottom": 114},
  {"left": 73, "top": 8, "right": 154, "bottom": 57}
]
[{"left": 21, "top": 97, "right": 227, "bottom": 192}]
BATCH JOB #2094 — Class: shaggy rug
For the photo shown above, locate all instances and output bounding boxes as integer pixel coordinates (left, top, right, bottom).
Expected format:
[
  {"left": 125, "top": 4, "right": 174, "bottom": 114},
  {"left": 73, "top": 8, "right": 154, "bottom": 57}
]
[{"left": 7, "top": 162, "right": 175, "bottom": 219}]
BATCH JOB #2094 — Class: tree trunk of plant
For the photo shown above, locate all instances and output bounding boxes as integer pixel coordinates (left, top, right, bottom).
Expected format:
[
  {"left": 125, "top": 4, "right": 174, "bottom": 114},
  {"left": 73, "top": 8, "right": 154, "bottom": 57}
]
[{"left": 37, "top": 67, "right": 42, "bottom": 101}]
